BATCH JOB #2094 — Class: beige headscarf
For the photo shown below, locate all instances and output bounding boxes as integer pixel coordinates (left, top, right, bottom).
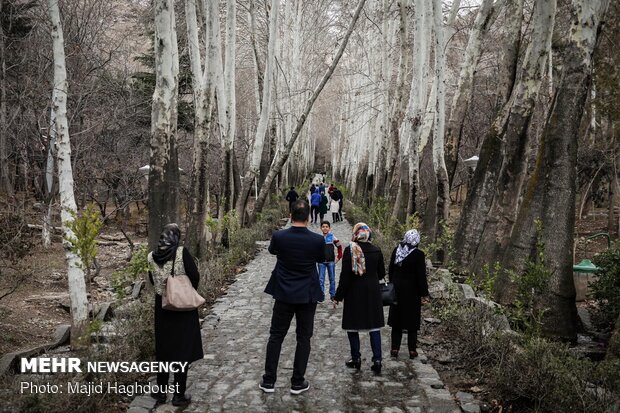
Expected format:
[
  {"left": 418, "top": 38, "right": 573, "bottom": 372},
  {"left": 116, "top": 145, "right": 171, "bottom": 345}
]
[{"left": 351, "top": 222, "right": 371, "bottom": 275}]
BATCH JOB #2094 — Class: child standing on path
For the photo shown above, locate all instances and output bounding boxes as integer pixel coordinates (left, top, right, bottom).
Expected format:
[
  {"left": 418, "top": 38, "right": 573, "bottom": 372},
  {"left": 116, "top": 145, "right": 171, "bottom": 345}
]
[{"left": 319, "top": 221, "right": 343, "bottom": 300}]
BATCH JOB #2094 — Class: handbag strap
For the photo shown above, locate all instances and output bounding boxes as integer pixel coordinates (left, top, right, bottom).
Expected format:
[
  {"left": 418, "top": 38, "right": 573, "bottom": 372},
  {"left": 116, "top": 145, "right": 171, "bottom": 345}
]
[{"left": 170, "top": 247, "right": 178, "bottom": 277}]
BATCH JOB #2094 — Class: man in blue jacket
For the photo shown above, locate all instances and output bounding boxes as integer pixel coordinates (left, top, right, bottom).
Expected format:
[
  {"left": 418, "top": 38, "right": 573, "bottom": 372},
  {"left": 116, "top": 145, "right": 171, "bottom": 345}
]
[{"left": 260, "top": 199, "right": 325, "bottom": 395}]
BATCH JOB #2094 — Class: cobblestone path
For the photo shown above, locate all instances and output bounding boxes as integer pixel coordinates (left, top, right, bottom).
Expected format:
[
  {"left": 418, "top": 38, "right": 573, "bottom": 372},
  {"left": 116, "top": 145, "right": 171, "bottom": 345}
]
[{"left": 131, "top": 215, "right": 459, "bottom": 413}]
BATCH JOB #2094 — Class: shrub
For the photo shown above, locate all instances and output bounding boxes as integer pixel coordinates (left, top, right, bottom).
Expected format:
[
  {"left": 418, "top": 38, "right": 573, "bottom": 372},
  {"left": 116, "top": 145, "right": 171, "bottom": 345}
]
[{"left": 591, "top": 241, "right": 620, "bottom": 329}]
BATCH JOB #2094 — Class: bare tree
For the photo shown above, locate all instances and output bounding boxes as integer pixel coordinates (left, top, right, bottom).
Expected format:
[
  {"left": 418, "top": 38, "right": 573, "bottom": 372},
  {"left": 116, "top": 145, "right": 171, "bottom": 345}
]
[
  {"left": 236, "top": 0, "right": 280, "bottom": 224},
  {"left": 47, "top": 0, "right": 89, "bottom": 347},
  {"left": 251, "top": 0, "right": 368, "bottom": 220}
]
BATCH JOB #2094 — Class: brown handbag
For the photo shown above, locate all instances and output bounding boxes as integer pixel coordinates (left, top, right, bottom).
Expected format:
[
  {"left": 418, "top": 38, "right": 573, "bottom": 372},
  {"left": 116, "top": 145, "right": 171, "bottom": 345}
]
[{"left": 162, "top": 250, "right": 205, "bottom": 311}]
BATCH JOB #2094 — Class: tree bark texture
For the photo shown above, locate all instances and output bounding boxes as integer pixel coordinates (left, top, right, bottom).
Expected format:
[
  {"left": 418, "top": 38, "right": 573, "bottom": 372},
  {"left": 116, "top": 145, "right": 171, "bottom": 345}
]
[
  {"left": 470, "top": 0, "right": 556, "bottom": 276},
  {"left": 497, "top": 0, "right": 609, "bottom": 341},
  {"left": 185, "top": 0, "right": 214, "bottom": 260},
  {"left": 451, "top": 0, "right": 524, "bottom": 272},
  {"left": 148, "top": 0, "right": 180, "bottom": 250},
  {"left": 47, "top": 0, "right": 89, "bottom": 347}
]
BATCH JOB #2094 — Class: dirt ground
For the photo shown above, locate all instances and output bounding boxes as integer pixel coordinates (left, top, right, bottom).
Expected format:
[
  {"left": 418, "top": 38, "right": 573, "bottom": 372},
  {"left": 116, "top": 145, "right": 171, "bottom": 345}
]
[{"left": 0, "top": 228, "right": 141, "bottom": 356}]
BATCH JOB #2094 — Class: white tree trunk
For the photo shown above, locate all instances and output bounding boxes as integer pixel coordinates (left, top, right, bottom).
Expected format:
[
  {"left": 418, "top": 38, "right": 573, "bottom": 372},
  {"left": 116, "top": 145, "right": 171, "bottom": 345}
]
[
  {"left": 444, "top": 0, "right": 504, "bottom": 185},
  {"left": 47, "top": 0, "right": 89, "bottom": 346},
  {"left": 432, "top": 0, "right": 450, "bottom": 240},
  {"left": 392, "top": 0, "right": 432, "bottom": 220},
  {"left": 236, "top": 0, "right": 280, "bottom": 222},
  {"left": 149, "top": 0, "right": 180, "bottom": 249},
  {"left": 253, "top": 0, "right": 368, "bottom": 218},
  {"left": 185, "top": 0, "right": 214, "bottom": 259}
]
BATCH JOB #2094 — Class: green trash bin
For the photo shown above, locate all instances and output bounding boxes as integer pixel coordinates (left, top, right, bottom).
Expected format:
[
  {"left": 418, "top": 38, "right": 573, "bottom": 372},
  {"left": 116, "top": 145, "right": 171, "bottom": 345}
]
[{"left": 573, "top": 232, "right": 609, "bottom": 301}]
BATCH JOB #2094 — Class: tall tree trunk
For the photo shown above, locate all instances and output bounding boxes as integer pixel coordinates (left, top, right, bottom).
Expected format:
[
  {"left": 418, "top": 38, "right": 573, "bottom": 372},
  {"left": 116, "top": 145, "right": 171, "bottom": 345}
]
[
  {"left": 43, "top": 102, "right": 57, "bottom": 249},
  {"left": 252, "top": 0, "right": 367, "bottom": 219},
  {"left": 223, "top": 0, "right": 236, "bottom": 210},
  {"left": 444, "top": 0, "right": 504, "bottom": 187},
  {"left": 471, "top": 0, "right": 556, "bottom": 275},
  {"left": 431, "top": 0, "right": 450, "bottom": 242},
  {"left": 452, "top": 0, "right": 524, "bottom": 272},
  {"left": 392, "top": 0, "right": 431, "bottom": 222},
  {"left": 236, "top": 0, "right": 280, "bottom": 224},
  {"left": 148, "top": 0, "right": 180, "bottom": 250},
  {"left": 47, "top": 0, "right": 89, "bottom": 347},
  {"left": 497, "top": 0, "right": 609, "bottom": 342},
  {"left": 185, "top": 0, "right": 214, "bottom": 260}
]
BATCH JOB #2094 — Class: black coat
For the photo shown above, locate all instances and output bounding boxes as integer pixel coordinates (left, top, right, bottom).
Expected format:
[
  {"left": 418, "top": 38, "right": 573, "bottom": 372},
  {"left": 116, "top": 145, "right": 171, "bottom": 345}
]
[
  {"left": 387, "top": 248, "right": 429, "bottom": 331},
  {"left": 334, "top": 243, "right": 385, "bottom": 330},
  {"left": 151, "top": 248, "right": 204, "bottom": 363},
  {"left": 265, "top": 226, "right": 325, "bottom": 303}
]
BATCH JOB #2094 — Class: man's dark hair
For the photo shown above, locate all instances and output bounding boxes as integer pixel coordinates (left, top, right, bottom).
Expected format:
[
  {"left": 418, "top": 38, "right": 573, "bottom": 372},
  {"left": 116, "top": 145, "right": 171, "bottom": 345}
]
[
  {"left": 291, "top": 199, "right": 310, "bottom": 222},
  {"left": 320, "top": 220, "right": 330, "bottom": 228},
  {"left": 290, "top": 186, "right": 295, "bottom": 190}
]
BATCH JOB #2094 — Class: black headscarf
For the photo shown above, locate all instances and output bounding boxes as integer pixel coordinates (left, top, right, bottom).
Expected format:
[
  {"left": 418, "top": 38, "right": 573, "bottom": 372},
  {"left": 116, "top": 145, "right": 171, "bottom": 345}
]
[{"left": 152, "top": 223, "right": 181, "bottom": 265}]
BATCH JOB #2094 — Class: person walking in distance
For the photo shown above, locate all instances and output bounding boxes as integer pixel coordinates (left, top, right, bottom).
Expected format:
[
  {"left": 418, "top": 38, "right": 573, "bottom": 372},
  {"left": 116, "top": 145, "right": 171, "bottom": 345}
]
[
  {"left": 285, "top": 186, "right": 299, "bottom": 212},
  {"left": 260, "top": 199, "right": 325, "bottom": 395},
  {"left": 319, "top": 191, "right": 329, "bottom": 222},
  {"left": 310, "top": 189, "right": 321, "bottom": 224},
  {"left": 331, "top": 187, "right": 344, "bottom": 221}
]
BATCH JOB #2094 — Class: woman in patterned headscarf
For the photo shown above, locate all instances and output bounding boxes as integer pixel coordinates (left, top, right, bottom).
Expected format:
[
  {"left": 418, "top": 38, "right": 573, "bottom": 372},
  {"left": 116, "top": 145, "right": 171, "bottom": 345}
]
[
  {"left": 333, "top": 223, "right": 385, "bottom": 375},
  {"left": 147, "top": 223, "right": 203, "bottom": 407},
  {"left": 387, "top": 229, "right": 429, "bottom": 359}
]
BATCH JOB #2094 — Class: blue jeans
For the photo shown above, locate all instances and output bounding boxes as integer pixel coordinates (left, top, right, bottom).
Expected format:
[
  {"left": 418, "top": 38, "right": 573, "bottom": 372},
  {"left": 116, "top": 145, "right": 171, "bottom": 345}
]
[
  {"left": 318, "top": 262, "right": 336, "bottom": 298},
  {"left": 347, "top": 331, "right": 382, "bottom": 362}
]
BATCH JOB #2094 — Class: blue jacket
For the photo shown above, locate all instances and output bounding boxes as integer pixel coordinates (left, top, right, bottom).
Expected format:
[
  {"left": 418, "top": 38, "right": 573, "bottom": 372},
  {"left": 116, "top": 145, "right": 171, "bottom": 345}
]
[
  {"left": 310, "top": 192, "right": 321, "bottom": 206},
  {"left": 265, "top": 226, "right": 325, "bottom": 303}
]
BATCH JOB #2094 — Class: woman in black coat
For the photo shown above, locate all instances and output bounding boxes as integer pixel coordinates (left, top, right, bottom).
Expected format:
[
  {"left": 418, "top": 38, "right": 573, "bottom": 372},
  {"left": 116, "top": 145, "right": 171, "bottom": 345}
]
[
  {"left": 333, "top": 223, "right": 385, "bottom": 374},
  {"left": 147, "top": 224, "right": 204, "bottom": 407},
  {"left": 387, "top": 229, "right": 429, "bottom": 359}
]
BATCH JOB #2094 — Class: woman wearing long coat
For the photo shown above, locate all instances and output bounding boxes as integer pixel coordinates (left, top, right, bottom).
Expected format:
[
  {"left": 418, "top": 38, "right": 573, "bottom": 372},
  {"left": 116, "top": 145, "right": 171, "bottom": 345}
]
[
  {"left": 333, "top": 223, "right": 385, "bottom": 374},
  {"left": 148, "top": 224, "right": 204, "bottom": 407},
  {"left": 387, "top": 229, "right": 429, "bottom": 359}
]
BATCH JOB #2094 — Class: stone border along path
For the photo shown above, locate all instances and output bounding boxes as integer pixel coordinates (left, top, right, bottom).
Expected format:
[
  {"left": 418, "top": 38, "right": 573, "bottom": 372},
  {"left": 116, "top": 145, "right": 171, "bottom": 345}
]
[{"left": 129, "top": 217, "right": 460, "bottom": 413}]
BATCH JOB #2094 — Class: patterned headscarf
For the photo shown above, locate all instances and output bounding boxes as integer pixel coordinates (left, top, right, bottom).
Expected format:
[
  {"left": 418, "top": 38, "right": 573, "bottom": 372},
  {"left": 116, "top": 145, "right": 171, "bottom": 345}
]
[
  {"left": 152, "top": 223, "right": 181, "bottom": 265},
  {"left": 351, "top": 222, "right": 371, "bottom": 275},
  {"left": 395, "top": 229, "right": 420, "bottom": 266}
]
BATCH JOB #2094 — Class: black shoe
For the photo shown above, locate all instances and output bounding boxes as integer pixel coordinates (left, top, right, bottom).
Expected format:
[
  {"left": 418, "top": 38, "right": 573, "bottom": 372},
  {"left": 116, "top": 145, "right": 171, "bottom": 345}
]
[
  {"left": 259, "top": 381, "right": 275, "bottom": 393},
  {"left": 290, "top": 380, "right": 309, "bottom": 395},
  {"left": 390, "top": 349, "right": 399, "bottom": 358},
  {"left": 371, "top": 360, "right": 382, "bottom": 375},
  {"left": 150, "top": 392, "right": 166, "bottom": 405},
  {"left": 409, "top": 350, "right": 419, "bottom": 359},
  {"left": 345, "top": 358, "right": 361, "bottom": 370},
  {"left": 171, "top": 394, "right": 192, "bottom": 407}
]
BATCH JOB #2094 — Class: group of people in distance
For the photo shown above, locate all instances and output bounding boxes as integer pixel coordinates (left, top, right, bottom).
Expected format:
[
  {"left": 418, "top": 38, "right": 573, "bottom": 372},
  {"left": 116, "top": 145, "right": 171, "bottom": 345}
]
[
  {"left": 285, "top": 182, "right": 344, "bottom": 225},
  {"left": 260, "top": 199, "right": 429, "bottom": 394},
  {"left": 144, "top": 195, "right": 428, "bottom": 406}
]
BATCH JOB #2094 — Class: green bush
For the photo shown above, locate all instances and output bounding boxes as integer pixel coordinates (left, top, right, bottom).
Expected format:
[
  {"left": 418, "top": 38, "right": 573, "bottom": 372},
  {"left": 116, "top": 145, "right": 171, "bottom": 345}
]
[
  {"left": 591, "top": 241, "right": 620, "bottom": 329},
  {"left": 112, "top": 245, "right": 151, "bottom": 299}
]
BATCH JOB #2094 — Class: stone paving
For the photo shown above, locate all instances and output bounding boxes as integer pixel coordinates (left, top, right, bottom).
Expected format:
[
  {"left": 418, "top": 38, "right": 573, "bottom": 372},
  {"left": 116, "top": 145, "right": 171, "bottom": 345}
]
[{"left": 129, "top": 215, "right": 460, "bottom": 413}]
